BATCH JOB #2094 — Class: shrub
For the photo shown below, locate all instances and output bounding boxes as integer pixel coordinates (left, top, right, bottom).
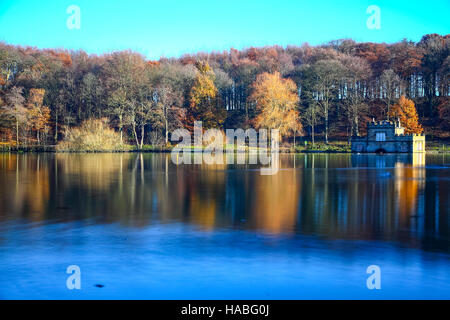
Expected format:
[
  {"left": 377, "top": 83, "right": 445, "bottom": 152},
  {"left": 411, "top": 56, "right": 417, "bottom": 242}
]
[
  {"left": 0, "top": 142, "right": 12, "bottom": 152},
  {"left": 57, "top": 118, "right": 125, "bottom": 152}
]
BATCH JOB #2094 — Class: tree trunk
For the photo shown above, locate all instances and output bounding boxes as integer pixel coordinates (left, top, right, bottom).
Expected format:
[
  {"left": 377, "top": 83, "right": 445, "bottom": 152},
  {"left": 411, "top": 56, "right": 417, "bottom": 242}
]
[
  {"left": 140, "top": 125, "right": 145, "bottom": 149},
  {"left": 293, "top": 132, "right": 296, "bottom": 148},
  {"left": 119, "top": 115, "right": 123, "bottom": 144},
  {"left": 354, "top": 115, "right": 359, "bottom": 136},
  {"left": 164, "top": 117, "right": 168, "bottom": 144},
  {"left": 16, "top": 119, "right": 19, "bottom": 148},
  {"left": 133, "top": 123, "right": 140, "bottom": 150},
  {"left": 324, "top": 103, "right": 329, "bottom": 144},
  {"left": 245, "top": 102, "right": 249, "bottom": 126},
  {"left": 54, "top": 114, "right": 58, "bottom": 143}
]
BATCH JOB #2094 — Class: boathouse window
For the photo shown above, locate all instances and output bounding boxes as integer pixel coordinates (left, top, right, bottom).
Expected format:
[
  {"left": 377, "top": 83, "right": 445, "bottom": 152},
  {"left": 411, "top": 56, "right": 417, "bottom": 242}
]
[
  {"left": 417, "top": 142, "right": 423, "bottom": 151},
  {"left": 376, "top": 132, "right": 386, "bottom": 142}
]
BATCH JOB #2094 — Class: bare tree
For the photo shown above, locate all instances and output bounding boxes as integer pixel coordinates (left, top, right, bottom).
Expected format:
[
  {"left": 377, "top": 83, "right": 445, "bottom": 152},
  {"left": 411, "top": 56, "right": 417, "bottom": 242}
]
[
  {"left": 341, "top": 55, "right": 371, "bottom": 137},
  {"left": 301, "top": 59, "right": 344, "bottom": 143},
  {"left": 303, "top": 102, "right": 323, "bottom": 145},
  {"left": 380, "top": 69, "right": 403, "bottom": 118}
]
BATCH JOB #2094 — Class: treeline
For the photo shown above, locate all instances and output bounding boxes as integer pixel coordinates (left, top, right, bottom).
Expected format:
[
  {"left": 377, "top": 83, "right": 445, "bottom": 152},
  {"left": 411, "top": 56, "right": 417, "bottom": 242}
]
[{"left": 0, "top": 33, "right": 449, "bottom": 148}]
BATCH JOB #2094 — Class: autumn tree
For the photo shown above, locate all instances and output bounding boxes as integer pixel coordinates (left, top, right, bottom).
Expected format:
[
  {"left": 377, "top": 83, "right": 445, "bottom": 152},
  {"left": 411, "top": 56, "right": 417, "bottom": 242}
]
[
  {"left": 27, "top": 88, "right": 51, "bottom": 144},
  {"left": 249, "top": 72, "right": 301, "bottom": 138},
  {"left": 418, "top": 34, "right": 450, "bottom": 113},
  {"left": 389, "top": 39, "right": 423, "bottom": 97},
  {"left": 1, "top": 35, "right": 449, "bottom": 146},
  {"left": 438, "top": 55, "right": 450, "bottom": 97},
  {"left": 188, "top": 61, "right": 224, "bottom": 130},
  {"left": 0, "top": 46, "right": 22, "bottom": 88},
  {"left": 388, "top": 96, "right": 423, "bottom": 134},
  {"left": 437, "top": 98, "right": 450, "bottom": 129},
  {"left": 2, "top": 86, "right": 26, "bottom": 146}
]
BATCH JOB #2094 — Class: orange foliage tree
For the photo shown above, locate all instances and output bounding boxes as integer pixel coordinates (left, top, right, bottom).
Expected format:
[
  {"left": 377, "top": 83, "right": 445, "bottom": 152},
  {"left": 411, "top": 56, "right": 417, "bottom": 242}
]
[
  {"left": 249, "top": 72, "right": 301, "bottom": 139},
  {"left": 388, "top": 96, "right": 423, "bottom": 134},
  {"left": 188, "top": 61, "right": 224, "bottom": 130},
  {"left": 27, "top": 88, "right": 51, "bottom": 144}
]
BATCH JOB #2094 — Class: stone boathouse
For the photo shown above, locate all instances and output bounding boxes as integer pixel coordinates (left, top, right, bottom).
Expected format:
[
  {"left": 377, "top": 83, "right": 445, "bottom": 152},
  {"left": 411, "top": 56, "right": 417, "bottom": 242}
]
[{"left": 351, "top": 119, "right": 425, "bottom": 153}]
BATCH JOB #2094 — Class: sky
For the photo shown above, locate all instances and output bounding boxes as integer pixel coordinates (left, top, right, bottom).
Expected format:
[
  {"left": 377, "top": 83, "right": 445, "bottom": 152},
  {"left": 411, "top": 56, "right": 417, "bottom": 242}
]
[{"left": 0, "top": 0, "right": 449, "bottom": 59}]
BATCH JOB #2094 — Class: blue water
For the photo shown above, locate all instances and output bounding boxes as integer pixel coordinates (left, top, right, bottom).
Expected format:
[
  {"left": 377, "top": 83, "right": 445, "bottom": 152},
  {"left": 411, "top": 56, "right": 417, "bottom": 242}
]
[{"left": 0, "top": 153, "right": 449, "bottom": 299}]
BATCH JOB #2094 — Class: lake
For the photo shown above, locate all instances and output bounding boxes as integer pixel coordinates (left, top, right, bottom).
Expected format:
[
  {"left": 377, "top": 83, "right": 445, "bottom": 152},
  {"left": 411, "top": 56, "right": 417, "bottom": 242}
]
[{"left": 0, "top": 152, "right": 449, "bottom": 299}]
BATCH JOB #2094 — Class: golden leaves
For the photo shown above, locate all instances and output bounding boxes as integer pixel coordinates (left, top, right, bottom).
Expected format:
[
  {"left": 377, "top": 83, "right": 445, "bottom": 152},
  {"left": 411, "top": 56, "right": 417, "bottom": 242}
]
[
  {"left": 27, "top": 88, "right": 50, "bottom": 132},
  {"left": 190, "top": 61, "right": 217, "bottom": 108},
  {"left": 250, "top": 72, "right": 302, "bottom": 136},
  {"left": 389, "top": 95, "right": 424, "bottom": 134}
]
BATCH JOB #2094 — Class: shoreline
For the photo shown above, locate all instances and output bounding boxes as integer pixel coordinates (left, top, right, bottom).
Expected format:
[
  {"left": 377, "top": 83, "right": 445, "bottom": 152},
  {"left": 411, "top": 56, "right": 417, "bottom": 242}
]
[
  {"left": 1, "top": 148, "right": 448, "bottom": 155},
  {"left": 2, "top": 141, "right": 449, "bottom": 154}
]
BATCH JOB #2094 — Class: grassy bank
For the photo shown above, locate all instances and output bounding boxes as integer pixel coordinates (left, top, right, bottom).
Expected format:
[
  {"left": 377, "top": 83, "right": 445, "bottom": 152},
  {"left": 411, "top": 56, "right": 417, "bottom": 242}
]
[
  {"left": 0, "top": 143, "right": 351, "bottom": 153},
  {"left": 292, "top": 142, "right": 351, "bottom": 153},
  {"left": 0, "top": 143, "right": 57, "bottom": 153},
  {"left": 423, "top": 141, "right": 450, "bottom": 153},
  {"left": 1, "top": 141, "right": 449, "bottom": 154}
]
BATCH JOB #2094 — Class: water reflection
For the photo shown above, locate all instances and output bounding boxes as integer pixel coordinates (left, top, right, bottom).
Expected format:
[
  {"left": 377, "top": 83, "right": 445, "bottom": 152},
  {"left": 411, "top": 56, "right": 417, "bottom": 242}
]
[{"left": 0, "top": 152, "right": 448, "bottom": 252}]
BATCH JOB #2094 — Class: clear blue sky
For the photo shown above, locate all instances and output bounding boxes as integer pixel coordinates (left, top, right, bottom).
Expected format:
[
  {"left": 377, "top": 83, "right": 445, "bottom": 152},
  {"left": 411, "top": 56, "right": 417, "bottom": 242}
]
[{"left": 0, "top": 0, "right": 449, "bottom": 59}]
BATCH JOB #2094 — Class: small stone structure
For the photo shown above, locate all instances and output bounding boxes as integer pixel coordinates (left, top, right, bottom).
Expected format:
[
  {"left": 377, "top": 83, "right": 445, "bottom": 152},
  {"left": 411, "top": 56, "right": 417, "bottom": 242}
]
[{"left": 351, "top": 119, "right": 425, "bottom": 153}]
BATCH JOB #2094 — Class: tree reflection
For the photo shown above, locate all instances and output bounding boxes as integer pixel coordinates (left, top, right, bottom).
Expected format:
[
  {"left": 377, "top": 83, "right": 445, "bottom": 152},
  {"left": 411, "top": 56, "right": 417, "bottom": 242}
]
[{"left": 0, "top": 152, "right": 447, "bottom": 252}]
